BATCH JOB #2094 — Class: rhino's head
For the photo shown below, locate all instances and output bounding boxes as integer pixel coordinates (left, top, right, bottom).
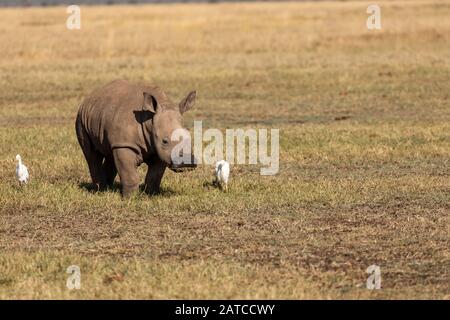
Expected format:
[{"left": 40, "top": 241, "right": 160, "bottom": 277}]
[{"left": 143, "top": 90, "right": 197, "bottom": 172}]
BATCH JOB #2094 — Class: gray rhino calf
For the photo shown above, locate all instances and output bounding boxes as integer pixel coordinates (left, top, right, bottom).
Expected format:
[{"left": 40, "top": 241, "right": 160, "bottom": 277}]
[{"left": 75, "top": 80, "right": 197, "bottom": 197}]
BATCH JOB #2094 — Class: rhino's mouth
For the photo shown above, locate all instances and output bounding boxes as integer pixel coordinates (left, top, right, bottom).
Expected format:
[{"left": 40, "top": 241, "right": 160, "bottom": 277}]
[
  {"left": 169, "top": 154, "right": 197, "bottom": 172},
  {"left": 169, "top": 162, "right": 197, "bottom": 173}
]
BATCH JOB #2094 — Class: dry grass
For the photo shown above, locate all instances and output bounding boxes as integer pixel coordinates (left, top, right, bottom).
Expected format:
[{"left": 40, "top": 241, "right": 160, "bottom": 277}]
[{"left": 0, "top": 1, "right": 449, "bottom": 299}]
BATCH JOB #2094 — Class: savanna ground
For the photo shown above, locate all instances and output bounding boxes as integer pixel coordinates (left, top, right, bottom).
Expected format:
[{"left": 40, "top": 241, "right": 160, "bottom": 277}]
[{"left": 0, "top": 1, "right": 449, "bottom": 299}]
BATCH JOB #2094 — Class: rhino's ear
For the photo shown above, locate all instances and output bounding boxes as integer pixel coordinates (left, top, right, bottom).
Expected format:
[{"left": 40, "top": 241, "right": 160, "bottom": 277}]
[
  {"left": 179, "top": 91, "right": 196, "bottom": 114},
  {"left": 143, "top": 92, "right": 159, "bottom": 113}
]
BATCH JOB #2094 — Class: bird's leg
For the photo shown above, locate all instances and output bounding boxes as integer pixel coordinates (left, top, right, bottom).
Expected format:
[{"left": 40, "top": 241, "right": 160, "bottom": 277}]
[{"left": 224, "top": 183, "right": 228, "bottom": 192}]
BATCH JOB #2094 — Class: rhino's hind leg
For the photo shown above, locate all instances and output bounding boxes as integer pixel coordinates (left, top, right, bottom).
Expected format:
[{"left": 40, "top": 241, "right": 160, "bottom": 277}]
[
  {"left": 87, "top": 152, "right": 106, "bottom": 191},
  {"left": 102, "top": 157, "right": 117, "bottom": 189},
  {"left": 76, "top": 120, "right": 106, "bottom": 191},
  {"left": 113, "top": 148, "right": 140, "bottom": 197},
  {"left": 144, "top": 158, "right": 167, "bottom": 195}
]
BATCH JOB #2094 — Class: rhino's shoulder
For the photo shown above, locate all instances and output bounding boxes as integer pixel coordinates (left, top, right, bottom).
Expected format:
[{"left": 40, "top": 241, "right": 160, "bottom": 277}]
[{"left": 84, "top": 80, "right": 175, "bottom": 110}]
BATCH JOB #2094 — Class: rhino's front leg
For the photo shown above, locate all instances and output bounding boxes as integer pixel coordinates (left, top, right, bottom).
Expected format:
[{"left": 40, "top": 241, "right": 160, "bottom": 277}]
[
  {"left": 144, "top": 158, "right": 167, "bottom": 195},
  {"left": 113, "top": 148, "right": 140, "bottom": 198}
]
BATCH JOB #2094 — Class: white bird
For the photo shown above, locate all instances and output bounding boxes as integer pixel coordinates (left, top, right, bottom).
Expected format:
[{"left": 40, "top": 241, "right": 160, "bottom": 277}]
[
  {"left": 15, "top": 154, "right": 29, "bottom": 185},
  {"left": 215, "top": 160, "right": 230, "bottom": 192}
]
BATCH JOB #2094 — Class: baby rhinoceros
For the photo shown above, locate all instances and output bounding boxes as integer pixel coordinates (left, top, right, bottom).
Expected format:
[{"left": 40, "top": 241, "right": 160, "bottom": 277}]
[{"left": 76, "top": 80, "right": 197, "bottom": 197}]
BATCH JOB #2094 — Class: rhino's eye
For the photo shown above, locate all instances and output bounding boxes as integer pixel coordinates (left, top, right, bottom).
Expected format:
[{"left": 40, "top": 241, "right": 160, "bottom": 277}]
[{"left": 162, "top": 137, "right": 169, "bottom": 145}]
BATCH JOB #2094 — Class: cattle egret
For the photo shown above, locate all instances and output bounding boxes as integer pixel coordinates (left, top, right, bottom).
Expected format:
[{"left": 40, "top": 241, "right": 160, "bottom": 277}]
[
  {"left": 215, "top": 160, "right": 230, "bottom": 192},
  {"left": 15, "top": 154, "right": 29, "bottom": 185}
]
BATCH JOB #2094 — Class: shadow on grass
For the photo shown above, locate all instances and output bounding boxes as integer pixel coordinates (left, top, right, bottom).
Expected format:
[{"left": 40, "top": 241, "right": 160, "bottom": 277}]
[
  {"left": 77, "top": 182, "right": 122, "bottom": 194},
  {"left": 149, "top": 187, "right": 178, "bottom": 197},
  {"left": 202, "top": 180, "right": 219, "bottom": 190},
  {"left": 77, "top": 182, "right": 178, "bottom": 197}
]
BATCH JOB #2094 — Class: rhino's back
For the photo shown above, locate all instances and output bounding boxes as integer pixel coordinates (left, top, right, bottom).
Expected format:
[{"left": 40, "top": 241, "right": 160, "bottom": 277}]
[{"left": 77, "top": 80, "right": 167, "bottom": 156}]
